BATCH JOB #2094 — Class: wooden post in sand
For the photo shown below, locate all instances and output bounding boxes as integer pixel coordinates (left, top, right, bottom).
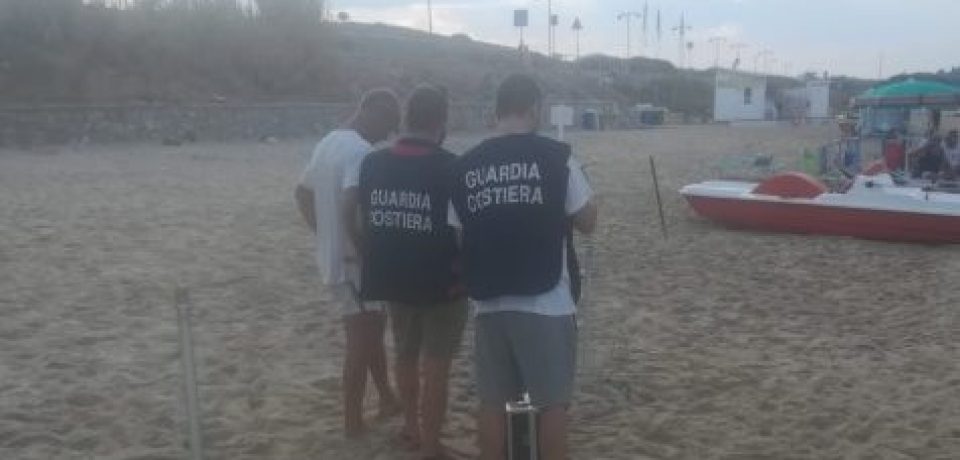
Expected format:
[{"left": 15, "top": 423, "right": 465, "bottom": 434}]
[
  {"left": 175, "top": 288, "right": 205, "bottom": 460},
  {"left": 649, "top": 156, "right": 669, "bottom": 238},
  {"left": 575, "top": 162, "right": 599, "bottom": 375},
  {"left": 576, "top": 232, "right": 599, "bottom": 375}
]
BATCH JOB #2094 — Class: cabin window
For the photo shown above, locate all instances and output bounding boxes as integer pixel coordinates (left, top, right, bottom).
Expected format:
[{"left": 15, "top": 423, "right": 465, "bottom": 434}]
[{"left": 744, "top": 87, "right": 753, "bottom": 105}]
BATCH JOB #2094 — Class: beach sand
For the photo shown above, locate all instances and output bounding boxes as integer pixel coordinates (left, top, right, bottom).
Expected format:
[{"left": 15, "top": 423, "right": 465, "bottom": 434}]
[{"left": 1, "top": 125, "right": 958, "bottom": 459}]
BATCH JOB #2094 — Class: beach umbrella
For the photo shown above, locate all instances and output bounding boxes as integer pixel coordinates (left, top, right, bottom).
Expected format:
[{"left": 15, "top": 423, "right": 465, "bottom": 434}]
[{"left": 855, "top": 79, "right": 960, "bottom": 107}]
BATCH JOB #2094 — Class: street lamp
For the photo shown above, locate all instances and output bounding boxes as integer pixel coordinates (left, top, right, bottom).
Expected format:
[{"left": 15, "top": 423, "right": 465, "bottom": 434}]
[
  {"left": 427, "top": 0, "right": 433, "bottom": 34},
  {"left": 547, "top": 0, "right": 554, "bottom": 56},
  {"left": 672, "top": 13, "right": 692, "bottom": 68},
  {"left": 572, "top": 17, "right": 583, "bottom": 61},
  {"left": 754, "top": 49, "right": 774, "bottom": 74},
  {"left": 708, "top": 37, "right": 727, "bottom": 68},
  {"left": 617, "top": 11, "right": 643, "bottom": 59}
]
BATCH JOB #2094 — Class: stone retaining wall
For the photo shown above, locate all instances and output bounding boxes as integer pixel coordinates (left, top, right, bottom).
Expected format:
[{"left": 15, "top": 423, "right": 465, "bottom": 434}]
[{"left": 0, "top": 101, "right": 616, "bottom": 147}]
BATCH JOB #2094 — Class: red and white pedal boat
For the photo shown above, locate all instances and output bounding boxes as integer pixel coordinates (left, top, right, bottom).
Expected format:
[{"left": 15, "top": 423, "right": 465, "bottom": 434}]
[{"left": 680, "top": 172, "right": 960, "bottom": 244}]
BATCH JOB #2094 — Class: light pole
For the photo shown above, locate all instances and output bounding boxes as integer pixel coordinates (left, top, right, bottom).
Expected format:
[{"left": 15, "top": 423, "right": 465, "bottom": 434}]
[
  {"left": 617, "top": 11, "right": 643, "bottom": 59},
  {"left": 656, "top": 8, "right": 662, "bottom": 58},
  {"left": 672, "top": 13, "right": 692, "bottom": 68},
  {"left": 642, "top": 1, "right": 649, "bottom": 53},
  {"left": 550, "top": 12, "right": 559, "bottom": 58},
  {"left": 572, "top": 17, "right": 583, "bottom": 61},
  {"left": 427, "top": 0, "right": 433, "bottom": 34},
  {"left": 708, "top": 36, "right": 727, "bottom": 68},
  {"left": 547, "top": 0, "right": 553, "bottom": 56},
  {"left": 729, "top": 42, "right": 748, "bottom": 70},
  {"left": 754, "top": 49, "right": 774, "bottom": 73}
]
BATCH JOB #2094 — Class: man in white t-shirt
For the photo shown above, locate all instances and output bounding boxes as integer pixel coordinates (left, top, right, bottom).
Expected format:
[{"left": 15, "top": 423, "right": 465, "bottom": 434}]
[
  {"left": 295, "top": 89, "right": 401, "bottom": 437},
  {"left": 447, "top": 75, "right": 598, "bottom": 460}
]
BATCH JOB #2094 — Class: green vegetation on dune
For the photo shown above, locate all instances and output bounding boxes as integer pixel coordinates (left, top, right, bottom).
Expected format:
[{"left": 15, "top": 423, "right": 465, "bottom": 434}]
[
  {"left": 0, "top": 0, "right": 338, "bottom": 104},
  {"left": 0, "top": 0, "right": 926, "bottom": 118}
]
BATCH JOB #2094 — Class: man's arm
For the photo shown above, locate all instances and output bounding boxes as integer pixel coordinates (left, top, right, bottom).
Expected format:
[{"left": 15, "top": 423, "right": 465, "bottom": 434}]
[
  {"left": 566, "top": 157, "right": 598, "bottom": 235},
  {"left": 341, "top": 186, "right": 363, "bottom": 254},
  {"left": 571, "top": 199, "right": 598, "bottom": 235},
  {"left": 295, "top": 185, "right": 317, "bottom": 233},
  {"left": 447, "top": 200, "right": 463, "bottom": 246},
  {"left": 908, "top": 139, "right": 934, "bottom": 160}
]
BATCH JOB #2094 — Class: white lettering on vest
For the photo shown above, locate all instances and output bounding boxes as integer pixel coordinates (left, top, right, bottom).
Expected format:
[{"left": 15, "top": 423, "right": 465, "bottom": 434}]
[
  {"left": 369, "top": 189, "right": 434, "bottom": 232},
  {"left": 463, "top": 162, "right": 546, "bottom": 214}
]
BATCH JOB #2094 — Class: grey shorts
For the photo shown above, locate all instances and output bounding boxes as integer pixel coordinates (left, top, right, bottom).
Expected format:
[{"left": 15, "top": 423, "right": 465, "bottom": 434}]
[{"left": 475, "top": 312, "right": 577, "bottom": 409}]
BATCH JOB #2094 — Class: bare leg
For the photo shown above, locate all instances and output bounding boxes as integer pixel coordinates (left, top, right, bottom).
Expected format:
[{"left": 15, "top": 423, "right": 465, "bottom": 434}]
[
  {"left": 420, "top": 356, "right": 453, "bottom": 456},
  {"left": 366, "top": 312, "right": 400, "bottom": 416},
  {"left": 537, "top": 406, "right": 569, "bottom": 460},
  {"left": 478, "top": 405, "right": 506, "bottom": 460},
  {"left": 395, "top": 354, "right": 421, "bottom": 447},
  {"left": 342, "top": 313, "right": 370, "bottom": 438}
]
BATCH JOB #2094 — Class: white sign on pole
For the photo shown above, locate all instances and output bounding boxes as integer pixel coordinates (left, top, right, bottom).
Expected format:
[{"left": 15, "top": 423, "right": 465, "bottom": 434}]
[{"left": 551, "top": 105, "right": 574, "bottom": 140}]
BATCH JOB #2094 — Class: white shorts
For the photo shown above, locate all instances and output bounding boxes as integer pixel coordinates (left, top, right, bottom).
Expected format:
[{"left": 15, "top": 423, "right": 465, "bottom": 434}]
[{"left": 336, "top": 262, "right": 384, "bottom": 316}]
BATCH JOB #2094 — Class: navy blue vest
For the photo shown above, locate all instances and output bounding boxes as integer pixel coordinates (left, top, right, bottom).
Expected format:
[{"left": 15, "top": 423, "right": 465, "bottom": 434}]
[
  {"left": 449, "top": 133, "right": 570, "bottom": 300},
  {"left": 359, "top": 139, "right": 461, "bottom": 304}
]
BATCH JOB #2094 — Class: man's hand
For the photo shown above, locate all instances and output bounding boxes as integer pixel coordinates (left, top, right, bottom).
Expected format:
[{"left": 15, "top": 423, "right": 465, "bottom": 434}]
[
  {"left": 295, "top": 185, "right": 317, "bottom": 233},
  {"left": 572, "top": 198, "right": 599, "bottom": 235}
]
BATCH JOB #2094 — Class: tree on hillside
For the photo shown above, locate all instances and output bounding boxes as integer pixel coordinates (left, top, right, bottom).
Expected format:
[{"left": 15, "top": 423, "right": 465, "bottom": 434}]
[
  {"left": 0, "top": 0, "right": 83, "bottom": 43},
  {"left": 0, "top": 0, "right": 343, "bottom": 103},
  {"left": 255, "top": 0, "right": 323, "bottom": 25}
]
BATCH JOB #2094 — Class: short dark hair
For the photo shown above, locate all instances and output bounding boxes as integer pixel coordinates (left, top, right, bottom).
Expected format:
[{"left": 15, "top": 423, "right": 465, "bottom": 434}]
[
  {"left": 495, "top": 74, "right": 542, "bottom": 118},
  {"left": 359, "top": 88, "right": 400, "bottom": 117},
  {"left": 405, "top": 84, "right": 449, "bottom": 132}
]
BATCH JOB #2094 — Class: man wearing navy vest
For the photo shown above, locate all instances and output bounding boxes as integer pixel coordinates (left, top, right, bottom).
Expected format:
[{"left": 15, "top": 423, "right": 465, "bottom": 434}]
[
  {"left": 344, "top": 85, "right": 467, "bottom": 459},
  {"left": 448, "top": 74, "right": 598, "bottom": 460}
]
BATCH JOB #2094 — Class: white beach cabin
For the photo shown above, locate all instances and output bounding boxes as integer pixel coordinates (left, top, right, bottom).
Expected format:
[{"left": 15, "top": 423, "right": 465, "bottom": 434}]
[{"left": 714, "top": 69, "right": 767, "bottom": 122}]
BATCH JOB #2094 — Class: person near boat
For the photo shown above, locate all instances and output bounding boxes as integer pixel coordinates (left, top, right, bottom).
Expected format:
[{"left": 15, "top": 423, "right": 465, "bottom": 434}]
[
  {"left": 882, "top": 129, "right": 907, "bottom": 172},
  {"left": 839, "top": 119, "right": 862, "bottom": 172},
  {"left": 909, "top": 133, "right": 946, "bottom": 179},
  {"left": 942, "top": 130, "right": 960, "bottom": 178}
]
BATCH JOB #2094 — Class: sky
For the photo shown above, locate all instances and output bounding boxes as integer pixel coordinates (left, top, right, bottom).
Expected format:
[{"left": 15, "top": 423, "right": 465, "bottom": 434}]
[{"left": 329, "top": 0, "right": 960, "bottom": 79}]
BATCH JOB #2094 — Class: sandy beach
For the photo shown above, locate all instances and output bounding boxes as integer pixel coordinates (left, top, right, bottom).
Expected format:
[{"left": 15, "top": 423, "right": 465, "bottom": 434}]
[{"left": 2, "top": 125, "right": 958, "bottom": 459}]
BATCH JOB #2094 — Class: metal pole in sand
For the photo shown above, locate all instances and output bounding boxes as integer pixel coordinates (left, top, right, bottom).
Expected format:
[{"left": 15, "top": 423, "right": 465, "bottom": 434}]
[
  {"left": 506, "top": 392, "right": 538, "bottom": 460},
  {"left": 175, "top": 288, "right": 205, "bottom": 460},
  {"left": 649, "top": 156, "right": 669, "bottom": 239}
]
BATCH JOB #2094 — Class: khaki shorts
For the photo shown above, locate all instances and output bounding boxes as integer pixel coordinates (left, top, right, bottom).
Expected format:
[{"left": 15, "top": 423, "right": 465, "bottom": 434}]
[
  {"left": 389, "top": 298, "right": 468, "bottom": 361},
  {"left": 336, "top": 261, "right": 383, "bottom": 317},
  {"left": 335, "top": 282, "right": 384, "bottom": 316}
]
